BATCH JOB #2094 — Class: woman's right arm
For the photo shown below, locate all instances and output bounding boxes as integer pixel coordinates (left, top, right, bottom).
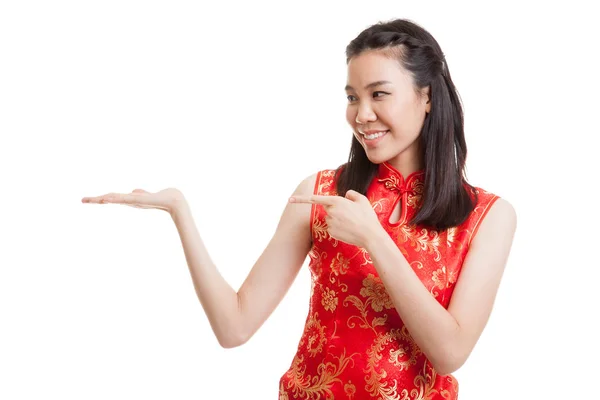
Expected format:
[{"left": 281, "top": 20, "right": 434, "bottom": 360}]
[{"left": 170, "top": 173, "right": 317, "bottom": 348}]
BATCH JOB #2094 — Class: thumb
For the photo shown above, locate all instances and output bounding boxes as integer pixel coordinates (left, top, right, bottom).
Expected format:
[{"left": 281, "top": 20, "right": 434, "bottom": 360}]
[{"left": 345, "top": 189, "right": 364, "bottom": 202}]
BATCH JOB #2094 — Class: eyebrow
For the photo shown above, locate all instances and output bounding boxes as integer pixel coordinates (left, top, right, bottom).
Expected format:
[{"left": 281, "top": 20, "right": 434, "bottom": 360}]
[{"left": 344, "top": 80, "right": 392, "bottom": 91}]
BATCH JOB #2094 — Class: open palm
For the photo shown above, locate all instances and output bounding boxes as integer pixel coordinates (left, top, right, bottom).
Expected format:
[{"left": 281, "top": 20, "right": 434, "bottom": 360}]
[{"left": 81, "top": 188, "right": 184, "bottom": 213}]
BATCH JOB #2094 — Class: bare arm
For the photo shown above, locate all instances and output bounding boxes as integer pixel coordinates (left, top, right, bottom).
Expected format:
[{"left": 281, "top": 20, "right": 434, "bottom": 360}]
[
  {"left": 171, "top": 174, "right": 316, "bottom": 348},
  {"left": 365, "top": 198, "right": 517, "bottom": 374},
  {"left": 290, "top": 190, "right": 516, "bottom": 375}
]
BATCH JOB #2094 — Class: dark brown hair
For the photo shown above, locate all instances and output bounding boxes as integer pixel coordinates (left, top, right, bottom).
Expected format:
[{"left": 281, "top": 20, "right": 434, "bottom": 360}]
[{"left": 336, "top": 18, "right": 477, "bottom": 230}]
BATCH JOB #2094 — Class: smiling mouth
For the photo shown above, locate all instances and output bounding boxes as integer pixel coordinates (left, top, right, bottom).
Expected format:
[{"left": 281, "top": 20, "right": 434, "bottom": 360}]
[
  {"left": 359, "top": 130, "right": 390, "bottom": 144},
  {"left": 362, "top": 130, "right": 388, "bottom": 140}
]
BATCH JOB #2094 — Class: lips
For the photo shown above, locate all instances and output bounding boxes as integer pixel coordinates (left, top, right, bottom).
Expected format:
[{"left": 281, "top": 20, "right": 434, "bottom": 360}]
[
  {"left": 364, "top": 130, "right": 388, "bottom": 139},
  {"left": 360, "top": 130, "right": 389, "bottom": 147},
  {"left": 359, "top": 129, "right": 389, "bottom": 136}
]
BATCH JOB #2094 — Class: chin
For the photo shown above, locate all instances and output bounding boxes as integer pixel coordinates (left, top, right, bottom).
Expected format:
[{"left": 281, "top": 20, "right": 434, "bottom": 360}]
[
  {"left": 364, "top": 150, "right": 391, "bottom": 165},
  {"left": 366, "top": 156, "right": 385, "bottom": 165}
]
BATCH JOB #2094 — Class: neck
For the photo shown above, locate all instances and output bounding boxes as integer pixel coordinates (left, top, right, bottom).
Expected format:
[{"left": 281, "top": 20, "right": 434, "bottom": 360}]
[
  {"left": 385, "top": 141, "right": 424, "bottom": 177},
  {"left": 385, "top": 157, "right": 424, "bottom": 178}
]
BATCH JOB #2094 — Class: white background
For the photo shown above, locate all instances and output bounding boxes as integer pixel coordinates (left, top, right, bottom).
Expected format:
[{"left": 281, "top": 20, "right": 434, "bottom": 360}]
[{"left": 1, "top": 1, "right": 598, "bottom": 399}]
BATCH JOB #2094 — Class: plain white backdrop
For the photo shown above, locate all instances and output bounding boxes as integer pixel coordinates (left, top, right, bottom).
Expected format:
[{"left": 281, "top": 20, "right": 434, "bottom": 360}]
[{"left": 1, "top": 1, "right": 598, "bottom": 399}]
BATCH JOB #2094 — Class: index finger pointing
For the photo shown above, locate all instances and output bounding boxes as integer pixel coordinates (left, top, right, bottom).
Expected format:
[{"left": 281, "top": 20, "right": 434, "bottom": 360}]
[{"left": 289, "top": 195, "right": 339, "bottom": 206}]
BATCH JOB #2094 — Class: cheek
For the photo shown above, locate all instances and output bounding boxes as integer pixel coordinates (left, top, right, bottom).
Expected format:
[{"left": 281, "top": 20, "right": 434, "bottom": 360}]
[
  {"left": 373, "top": 101, "right": 395, "bottom": 122},
  {"left": 383, "top": 101, "right": 413, "bottom": 129},
  {"left": 346, "top": 107, "right": 355, "bottom": 126}
]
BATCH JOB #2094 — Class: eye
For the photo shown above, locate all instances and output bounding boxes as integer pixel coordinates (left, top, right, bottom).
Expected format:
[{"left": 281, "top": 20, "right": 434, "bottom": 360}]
[
  {"left": 373, "top": 91, "right": 389, "bottom": 98},
  {"left": 347, "top": 94, "right": 357, "bottom": 103}
]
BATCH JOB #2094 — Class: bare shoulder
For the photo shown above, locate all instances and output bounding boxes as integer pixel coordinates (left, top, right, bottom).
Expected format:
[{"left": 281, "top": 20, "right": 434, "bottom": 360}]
[
  {"left": 274, "top": 172, "right": 319, "bottom": 232},
  {"left": 485, "top": 198, "right": 517, "bottom": 231},
  {"left": 293, "top": 172, "right": 319, "bottom": 196},
  {"left": 471, "top": 197, "right": 517, "bottom": 249}
]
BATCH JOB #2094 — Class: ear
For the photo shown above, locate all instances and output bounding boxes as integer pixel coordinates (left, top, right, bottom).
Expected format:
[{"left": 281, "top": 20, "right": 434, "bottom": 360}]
[{"left": 422, "top": 86, "right": 431, "bottom": 113}]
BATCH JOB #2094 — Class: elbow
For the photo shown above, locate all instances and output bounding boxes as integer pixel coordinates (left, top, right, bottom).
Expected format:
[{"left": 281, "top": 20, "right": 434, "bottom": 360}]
[
  {"left": 430, "top": 345, "right": 470, "bottom": 376},
  {"left": 217, "top": 337, "right": 240, "bottom": 349},
  {"left": 216, "top": 296, "right": 251, "bottom": 349},
  {"left": 431, "top": 359, "right": 464, "bottom": 376},
  {"left": 217, "top": 330, "right": 251, "bottom": 349},
  {"left": 219, "top": 340, "right": 241, "bottom": 349}
]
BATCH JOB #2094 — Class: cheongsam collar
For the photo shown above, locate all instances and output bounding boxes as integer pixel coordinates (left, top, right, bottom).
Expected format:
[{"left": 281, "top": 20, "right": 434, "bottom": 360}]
[{"left": 376, "top": 162, "right": 425, "bottom": 196}]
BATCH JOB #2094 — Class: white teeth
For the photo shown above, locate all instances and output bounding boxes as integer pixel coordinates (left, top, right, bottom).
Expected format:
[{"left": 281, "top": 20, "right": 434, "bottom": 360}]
[{"left": 364, "top": 131, "right": 387, "bottom": 140}]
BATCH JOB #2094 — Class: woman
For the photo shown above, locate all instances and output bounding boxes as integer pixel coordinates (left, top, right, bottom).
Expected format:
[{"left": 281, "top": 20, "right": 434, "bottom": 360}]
[{"left": 82, "top": 18, "right": 516, "bottom": 400}]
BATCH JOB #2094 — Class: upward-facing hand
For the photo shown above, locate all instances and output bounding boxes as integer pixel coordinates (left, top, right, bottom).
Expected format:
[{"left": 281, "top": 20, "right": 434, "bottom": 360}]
[
  {"left": 81, "top": 188, "right": 185, "bottom": 214},
  {"left": 289, "top": 190, "right": 383, "bottom": 248}
]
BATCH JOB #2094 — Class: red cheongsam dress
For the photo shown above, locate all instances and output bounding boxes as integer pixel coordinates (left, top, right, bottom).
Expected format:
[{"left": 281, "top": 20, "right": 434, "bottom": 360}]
[{"left": 278, "top": 162, "right": 499, "bottom": 400}]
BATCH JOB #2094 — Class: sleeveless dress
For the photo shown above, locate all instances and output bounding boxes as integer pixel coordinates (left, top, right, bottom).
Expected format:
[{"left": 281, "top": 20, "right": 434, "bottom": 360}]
[{"left": 278, "top": 162, "right": 499, "bottom": 400}]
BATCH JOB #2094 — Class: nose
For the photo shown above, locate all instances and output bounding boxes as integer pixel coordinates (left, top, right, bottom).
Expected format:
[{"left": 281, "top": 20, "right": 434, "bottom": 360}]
[{"left": 355, "top": 102, "right": 377, "bottom": 124}]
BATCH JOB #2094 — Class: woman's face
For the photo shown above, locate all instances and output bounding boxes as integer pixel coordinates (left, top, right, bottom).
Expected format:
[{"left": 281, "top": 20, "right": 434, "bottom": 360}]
[{"left": 345, "top": 49, "right": 430, "bottom": 173}]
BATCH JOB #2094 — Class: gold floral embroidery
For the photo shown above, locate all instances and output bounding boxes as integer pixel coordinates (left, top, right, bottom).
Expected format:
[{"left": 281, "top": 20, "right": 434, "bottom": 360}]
[
  {"left": 320, "top": 169, "right": 336, "bottom": 180},
  {"left": 406, "top": 193, "right": 422, "bottom": 208},
  {"left": 369, "top": 195, "right": 391, "bottom": 214},
  {"left": 446, "top": 227, "right": 457, "bottom": 247},
  {"left": 317, "top": 170, "right": 338, "bottom": 198},
  {"left": 440, "top": 375, "right": 458, "bottom": 399},
  {"left": 279, "top": 382, "right": 289, "bottom": 400},
  {"left": 327, "top": 253, "right": 351, "bottom": 294},
  {"left": 449, "top": 269, "right": 458, "bottom": 286},
  {"left": 397, "top": 225, "right": 442, "bottom": 261},
  {"left": 330, "top": 253, "right": 350, "bottom": 276},
  {"left": 411, "top": 260, "right": 424, "bottom": 270},
  {"left": 299, "top": 312, "right": 327, "bottom": 357},
  {"left": 360, "top": 273, "right": 394, "bottom": 312},
  {"left": 430, "top": 265, "right": 458, "bottom": 303},
  {"left": 343, "top": 274, "right": 394, "bottom": 334},
  {"left": 406, "top": 180, "right": 425, "bottom": 209},
  {"left": 308, "top": 247, "right": 328, "bottom": 277},
  {"left": 431, "top": 266, "right": 458, "bottom": 290},
  {"left": 312, "top": 170, "right": 338, "bottom": 248},
  {"left": 445, "top": 226, "right": 469, "bottom": 253},
  {"left": 432, "top": 266, "right": 448, "bottom": 290},
  {"left": 343, "top": 295, "right": 385, "bottom": 334},
  {"left": 357, "top": 247, "right": 373, "bottom": 267},
  {"left": 321, "top": 287, "right": 338, "bottom": 312},
  {"left": 400, "top": 362, "right": 440, "bottom": 400},
  {"left": 285, "top": 349, "right": 357, "bottom": 400},
  {"left": 313, "top": 218, "right": 339, "bottom": 247},
  {"left": 344, "top": 381, "right": 356, "bottom": 399},
  {"left": 364, "top": 327, "right": 421, "bottom": 399},
  {"left": 378, "top": 174, "right": 402, "bottom": 191},
  {"left": 378, "top": 173, "right": 424, "bottom": 200}
]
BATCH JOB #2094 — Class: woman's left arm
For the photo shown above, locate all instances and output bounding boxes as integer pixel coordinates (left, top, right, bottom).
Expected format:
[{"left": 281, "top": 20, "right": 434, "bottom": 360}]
[{"left": 365, "top": 198, "right": 517, "bottom": 375}]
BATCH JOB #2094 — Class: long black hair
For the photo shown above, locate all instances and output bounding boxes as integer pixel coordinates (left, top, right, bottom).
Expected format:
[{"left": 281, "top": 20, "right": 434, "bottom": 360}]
[{"left": 335, "top": 18, "right": 477, "bottom": 231}]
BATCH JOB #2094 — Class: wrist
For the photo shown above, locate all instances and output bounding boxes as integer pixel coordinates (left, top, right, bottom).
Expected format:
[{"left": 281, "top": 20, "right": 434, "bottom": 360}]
[
  {"left": 169, "top": 196, "right": 190, "bottom": 221},
  {"left": 363, "top": 224, "right": 390, "bottom": 252}
]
